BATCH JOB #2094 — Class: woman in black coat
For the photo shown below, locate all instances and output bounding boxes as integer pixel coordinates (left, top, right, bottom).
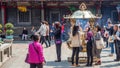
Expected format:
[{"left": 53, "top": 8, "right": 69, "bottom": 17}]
[{"left": 54, "top": 22, "right": 62, "bottom": 62}]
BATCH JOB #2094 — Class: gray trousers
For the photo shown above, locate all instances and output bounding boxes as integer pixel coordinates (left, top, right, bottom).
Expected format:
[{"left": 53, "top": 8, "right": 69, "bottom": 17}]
[
  {"left": 96, "top": 49, "right": 102, "bottom": 58},
  {"left": 55, "top": 40, "right": 62, "bottom": 60}
]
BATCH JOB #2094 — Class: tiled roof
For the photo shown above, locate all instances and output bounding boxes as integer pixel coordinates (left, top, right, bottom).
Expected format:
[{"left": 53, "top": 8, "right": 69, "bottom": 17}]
[{"left": 1, "top": 0, "right": 120, "bottom": 1}]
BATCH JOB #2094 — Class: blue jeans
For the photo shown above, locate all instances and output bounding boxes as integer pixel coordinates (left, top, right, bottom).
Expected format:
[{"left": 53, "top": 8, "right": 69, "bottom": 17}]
[{"left": 110, "top": 43, "right": 114, "bottom": 54}]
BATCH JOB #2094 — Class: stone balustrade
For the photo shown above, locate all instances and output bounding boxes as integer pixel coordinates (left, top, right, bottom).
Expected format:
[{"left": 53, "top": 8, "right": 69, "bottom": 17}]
[{"left": 0, "top": 41, "right": 13, "bottom": 67}]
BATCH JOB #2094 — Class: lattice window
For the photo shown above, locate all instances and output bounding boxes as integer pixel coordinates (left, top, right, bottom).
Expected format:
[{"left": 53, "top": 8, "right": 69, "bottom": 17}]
[{"left": 18, "top": 10, "right": 31, "bottom": 24}]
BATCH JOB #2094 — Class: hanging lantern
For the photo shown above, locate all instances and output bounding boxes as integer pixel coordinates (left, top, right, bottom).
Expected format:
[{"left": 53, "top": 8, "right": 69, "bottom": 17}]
[
  {"left": 18, "top": 6, "right": 27, "bottom": 12},
  {"left": 17, "top": 2, "right": 30, "bottom": 12}
]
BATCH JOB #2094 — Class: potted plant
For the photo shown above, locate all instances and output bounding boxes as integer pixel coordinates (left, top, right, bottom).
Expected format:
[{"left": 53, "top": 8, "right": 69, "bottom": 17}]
[
  {"left": 5, "top": 23, "right": 14, "bottom": 29},
  {"left": 0, "top": 24, "right": 2, "bottom": 34},
  {"left": 5, "top": 23, "right": 14, "bottom": 39},
  {"left": 0, "top": 24, "right": 3, "bottom": 41}
]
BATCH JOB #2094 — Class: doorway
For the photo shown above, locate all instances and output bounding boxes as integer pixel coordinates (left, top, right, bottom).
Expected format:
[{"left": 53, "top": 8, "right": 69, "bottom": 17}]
[
  {"left": 111, "top": 10, "right": 118, "bottom": 23},
  {"left": 50, "top": 11, "right": 60, "bottom": 24}
]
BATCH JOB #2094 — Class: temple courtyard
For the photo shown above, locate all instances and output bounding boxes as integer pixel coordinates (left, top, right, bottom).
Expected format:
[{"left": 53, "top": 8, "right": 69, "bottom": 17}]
[{"left": 0, "top": 41, "right": 120, "bottom": 68}]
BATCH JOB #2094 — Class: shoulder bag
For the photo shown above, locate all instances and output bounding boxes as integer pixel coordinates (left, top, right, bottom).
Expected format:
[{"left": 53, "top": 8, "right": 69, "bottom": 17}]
[
  {"left": 108, "top": 36, "right": 114, "bottom": 43},
  {"left": 25, "top": 43, "right": 39, "bottom": 63},
  {"left": 78, "top": 32, "right": 83, "bottom": 51},
  {"left": 96, "top": 32, "right": 105, "bottom": 49}
]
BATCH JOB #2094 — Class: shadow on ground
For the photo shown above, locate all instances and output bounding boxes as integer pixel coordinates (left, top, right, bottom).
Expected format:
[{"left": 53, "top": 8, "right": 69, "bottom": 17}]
[
  {"left": 101, "top": 63, "right": 120, "bottom": 68},
  {"left": 45, "top": 60, "right": 93, "bottom": 68},
  {"left": 102, "top": 60, "right": 115, "bottom": 63}
]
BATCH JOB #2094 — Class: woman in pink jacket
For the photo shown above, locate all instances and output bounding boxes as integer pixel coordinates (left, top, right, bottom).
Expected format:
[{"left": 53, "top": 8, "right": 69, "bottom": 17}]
[{"left": 27, "top": 35, "right": 45, "bottom": 68}]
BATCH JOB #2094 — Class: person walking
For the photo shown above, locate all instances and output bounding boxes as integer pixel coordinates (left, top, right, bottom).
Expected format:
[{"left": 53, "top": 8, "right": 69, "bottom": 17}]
[
  {"left": 113, "top": 25, "right": 120, "bottom": 61},
  {"left": 36, "top": 21, "right": 48, "bottom": 48},
  {"left": 86, "top": 27, "right": 94, "bottom": 66},
  {"left": 70, "top": 25, "right": 81, "bottom": 67},
  {"left": 50, "top": 23, "right": 55, "bottom": 41},
  {"left": 54, "top": 22, "right": 62, "bottom": 62},
  {"left": 45, "top": 21, "right": 51, "bottom": 47},
  {"left": 95, "top": 26, "right": 102, "bottom": 65},
  {"left": 27, "top": 35, "right": 45, "bottom": 68}
]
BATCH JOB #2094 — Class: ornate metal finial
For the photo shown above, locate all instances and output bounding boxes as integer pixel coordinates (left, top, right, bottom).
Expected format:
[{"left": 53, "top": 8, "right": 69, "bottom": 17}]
[{"left": 79, "top": 3, "right": 87, "bottom": 11}]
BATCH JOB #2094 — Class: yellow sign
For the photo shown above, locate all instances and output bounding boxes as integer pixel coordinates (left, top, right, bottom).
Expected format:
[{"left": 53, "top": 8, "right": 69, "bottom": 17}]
[{"left": 17, "top": 6, "right": 27, "bottom": 12}]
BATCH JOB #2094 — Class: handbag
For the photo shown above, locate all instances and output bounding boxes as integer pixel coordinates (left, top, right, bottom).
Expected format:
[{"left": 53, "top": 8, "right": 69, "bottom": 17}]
[
  {"left": 25, "top": 43, "right": 39, "bottom": 63},
  {"left": 96, "top": 37, "right": 105, "bottom": 49},
  {"left": 108, "top": 36, "right": 114, "bottom": 43},
  {"left": 55, "top": 40, "right": 62, "bottom": 44},
  {"left": 78, "top": 32, "right": 83, "bottom": 51}
]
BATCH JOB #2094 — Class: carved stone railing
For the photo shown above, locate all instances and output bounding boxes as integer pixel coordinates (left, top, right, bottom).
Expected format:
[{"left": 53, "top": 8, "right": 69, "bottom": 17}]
[{"left": 0, "top": 43, "right": 13, "bottom": 66}]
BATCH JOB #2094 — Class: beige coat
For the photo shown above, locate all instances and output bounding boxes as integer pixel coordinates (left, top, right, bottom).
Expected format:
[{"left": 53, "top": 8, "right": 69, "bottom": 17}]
[{"left": 70, "top": 31, "right": 82, "bottom": 47}]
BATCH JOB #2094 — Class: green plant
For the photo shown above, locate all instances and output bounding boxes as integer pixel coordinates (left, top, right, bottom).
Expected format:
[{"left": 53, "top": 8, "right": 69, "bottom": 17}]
[
  {"left": 0, "top": 24, "right": 2, "bottom": 29},
  {"left": 0, "top": 24, "right": 2, "bottom": 34},
  {"left": 5, "top": 23, "right": 14, "bottom": 36},
  {"left": 6, "top": 30, "right": 14, "bottom": 35},
  {"left": 0, "top": 30, "right": 2, "bottom": 33},
  {"left": 5, "top": 23, "right": 14, "bottom": 29}
]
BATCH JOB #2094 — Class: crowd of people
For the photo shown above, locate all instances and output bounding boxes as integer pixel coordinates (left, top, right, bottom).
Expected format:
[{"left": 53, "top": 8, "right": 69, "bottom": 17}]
[
  {"left": 24, "top": 20, "right": 120, "bottom": 68},
  {"left": 69, "top": 21, "right": 120, "bottom": 67},
  {"left": 25, "top": 21, "right": 64, "bottom": 68}
]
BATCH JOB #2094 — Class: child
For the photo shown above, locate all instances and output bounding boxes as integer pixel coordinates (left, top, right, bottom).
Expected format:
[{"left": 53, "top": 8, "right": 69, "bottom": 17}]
[{"left": 27, "top": 35, "right": 45, "bottom": 68}]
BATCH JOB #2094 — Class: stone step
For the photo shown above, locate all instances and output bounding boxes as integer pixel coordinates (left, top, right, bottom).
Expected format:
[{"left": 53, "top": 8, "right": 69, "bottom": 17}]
[
  {"left": 13, "top": 35, "right": 31, "bottom": 41},
  {"left": 13, "top": 26, "right": 40, "bottom": 36}
]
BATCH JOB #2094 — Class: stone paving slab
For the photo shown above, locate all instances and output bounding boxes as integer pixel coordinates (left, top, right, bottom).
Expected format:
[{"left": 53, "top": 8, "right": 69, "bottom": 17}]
[{"left": 0, "top": 42, "right": 120, "bottom": 68}]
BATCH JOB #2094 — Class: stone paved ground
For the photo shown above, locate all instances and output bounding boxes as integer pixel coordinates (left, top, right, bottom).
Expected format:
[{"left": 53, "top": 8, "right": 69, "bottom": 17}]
[{"left": 1, "top": 41, "right": 120, "bottom": 68}]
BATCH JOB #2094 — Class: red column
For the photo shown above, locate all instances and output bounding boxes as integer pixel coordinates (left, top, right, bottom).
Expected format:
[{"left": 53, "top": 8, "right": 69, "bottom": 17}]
[
  {"left": 2, "top": 5, "right": 6, "bottom": 25},
  {"left": 1, "top": 5, "right": 6, "bottom": 31}
]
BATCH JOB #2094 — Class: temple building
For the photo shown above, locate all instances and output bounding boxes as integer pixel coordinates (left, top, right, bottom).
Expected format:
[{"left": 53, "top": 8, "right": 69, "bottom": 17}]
[{"left": 0, "top": 0, "right": 120, "bottom": 37}]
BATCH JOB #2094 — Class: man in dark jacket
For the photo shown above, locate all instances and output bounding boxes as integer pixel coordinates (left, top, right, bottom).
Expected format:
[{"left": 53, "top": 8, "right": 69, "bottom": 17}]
[
  {"left": 106, "top": 22, "right": 114, "bottom": 36},
  {"left": 106, "top": 22, "right": 114, "bottom": 54}
]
